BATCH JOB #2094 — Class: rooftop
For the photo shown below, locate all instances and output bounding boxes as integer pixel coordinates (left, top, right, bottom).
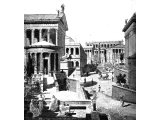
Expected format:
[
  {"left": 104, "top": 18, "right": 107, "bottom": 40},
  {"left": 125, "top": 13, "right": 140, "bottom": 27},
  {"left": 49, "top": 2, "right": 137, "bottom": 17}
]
[
  {"left": 112, "top": 44, "right": 125, "bottom": 48},
  {"left": 86, "top": 40, "right": 123, "bottom": 44},
  {"left": 65, "top": 36, "right": 81, "bottom": 46},
  {"left": 122, "top": 13, "right": 136, "bottom": 32},
  {"left": 24, "top": 14, "right": 61, "bottom": 21},
  {"left": 24, "top": 13, "right": 68, "bottom": 31}
]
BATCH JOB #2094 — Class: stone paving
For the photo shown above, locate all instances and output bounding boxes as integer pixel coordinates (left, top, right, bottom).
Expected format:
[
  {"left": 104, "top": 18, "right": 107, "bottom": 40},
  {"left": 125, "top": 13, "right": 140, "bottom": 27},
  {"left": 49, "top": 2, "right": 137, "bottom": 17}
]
[
  {"left": 29, "top": 70, "right": 136, "bottom": 120},
  {"left": 80, "top": 72, "right": 136, "bottom": 120},
  {"left": 80, "top": 72, "right": 114, "bottom": 96}
]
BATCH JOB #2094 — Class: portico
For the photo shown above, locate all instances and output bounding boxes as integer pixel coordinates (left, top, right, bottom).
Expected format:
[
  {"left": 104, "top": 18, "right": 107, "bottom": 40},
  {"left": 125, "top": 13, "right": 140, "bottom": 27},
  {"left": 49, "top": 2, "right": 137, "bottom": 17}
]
[{"left": 25, "top": 41, "right": 61, "bottom": 76}]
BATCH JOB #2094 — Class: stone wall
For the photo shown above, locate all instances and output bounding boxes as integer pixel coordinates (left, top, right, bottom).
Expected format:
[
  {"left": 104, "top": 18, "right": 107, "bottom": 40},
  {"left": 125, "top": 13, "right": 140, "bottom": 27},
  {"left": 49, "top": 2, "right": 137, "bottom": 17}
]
[
  {"left": 112, "top": 85, "right": 136, "bottom": 103},
  {"left": 128, "top": 57, "right": 136, "bottom": 90}
]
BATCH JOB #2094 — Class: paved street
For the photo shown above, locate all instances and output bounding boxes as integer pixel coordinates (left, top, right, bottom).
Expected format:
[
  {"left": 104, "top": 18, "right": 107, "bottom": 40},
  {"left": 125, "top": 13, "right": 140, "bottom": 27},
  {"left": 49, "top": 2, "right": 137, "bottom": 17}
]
[
  {"left": 80, "top": 72, "right": 136, "bottom": 120},
  {"left": 96, "top": 92, "right": 136, "bottom": 120},
  {"left": 80, "top": 72, "right": 114, "bottom": 96}
]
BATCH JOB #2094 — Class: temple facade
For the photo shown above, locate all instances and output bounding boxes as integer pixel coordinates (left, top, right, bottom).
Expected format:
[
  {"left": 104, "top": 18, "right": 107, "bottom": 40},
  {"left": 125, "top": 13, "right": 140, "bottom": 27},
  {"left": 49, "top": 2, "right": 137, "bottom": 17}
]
[
  {"left": 24, "top": 6, "right": 68, "bottom": 76},
  {"left": 84, "top": 41, "right": 124, "bottom": 64}
]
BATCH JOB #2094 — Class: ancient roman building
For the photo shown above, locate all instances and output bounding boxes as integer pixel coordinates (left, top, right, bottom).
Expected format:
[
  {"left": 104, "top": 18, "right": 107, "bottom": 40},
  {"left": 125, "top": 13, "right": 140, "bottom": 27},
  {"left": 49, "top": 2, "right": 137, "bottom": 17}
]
[
  {"left": 24, "top": 6, "right": 68, "bottom": 76},
  {"left": 84, "top": 41, "right": 124, "bottom": 64},
  {"left": 123, "top": 13, "right": 136, "bottom": 90},
  {"left": 63, "top": 36, "right": 87, "bottom": 77}
]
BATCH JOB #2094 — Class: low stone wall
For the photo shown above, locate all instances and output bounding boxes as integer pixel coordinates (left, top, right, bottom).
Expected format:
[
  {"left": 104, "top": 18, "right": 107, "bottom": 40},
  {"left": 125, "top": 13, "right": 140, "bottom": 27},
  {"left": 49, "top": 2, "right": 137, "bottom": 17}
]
[{"left": 112, "top": 85, "right": 136, "bottom": 103}]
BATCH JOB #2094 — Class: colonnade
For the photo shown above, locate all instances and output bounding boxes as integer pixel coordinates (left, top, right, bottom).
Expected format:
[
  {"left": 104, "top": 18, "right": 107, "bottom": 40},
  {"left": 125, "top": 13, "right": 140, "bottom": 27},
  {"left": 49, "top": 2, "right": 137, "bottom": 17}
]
[
  {"left": 112, "top": 49, "right": 124, "bottom": 63},
  {"left": 25, "top": 28, "right": 57, "bottom": 46},
  {"left": 88, "top": 48, "right": 124, "bottom": 64},
  {"left": 28, "top": 52, "right": 59, "bottom": 75}
]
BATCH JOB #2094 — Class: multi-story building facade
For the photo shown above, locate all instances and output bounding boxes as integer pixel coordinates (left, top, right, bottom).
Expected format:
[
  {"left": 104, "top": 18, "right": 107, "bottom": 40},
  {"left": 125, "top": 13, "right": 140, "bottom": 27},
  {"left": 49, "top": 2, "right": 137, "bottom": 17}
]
[
  {"left": 122, "top": 13, "right": 136, "bottom": 90},
  {"left": 84, "top": 41, "right": 124, "bottom": 64},
  {"left": 64, "top": 36, "right": 87, "bottom": 77},
  {"left": 24, "top": 5, "right": 68, "bottom": 76}
]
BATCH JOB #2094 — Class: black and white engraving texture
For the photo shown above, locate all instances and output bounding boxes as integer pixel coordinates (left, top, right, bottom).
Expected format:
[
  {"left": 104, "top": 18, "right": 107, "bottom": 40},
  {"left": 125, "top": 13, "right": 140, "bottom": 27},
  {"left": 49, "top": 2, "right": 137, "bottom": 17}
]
[{"left": 24, "top": 1, "right": 136, "bottom": 120}]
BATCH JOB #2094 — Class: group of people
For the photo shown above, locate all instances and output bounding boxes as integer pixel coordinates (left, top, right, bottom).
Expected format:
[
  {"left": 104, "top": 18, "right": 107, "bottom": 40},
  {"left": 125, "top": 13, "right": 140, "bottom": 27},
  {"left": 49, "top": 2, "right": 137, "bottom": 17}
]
[
  {"left": 29, "top": 94, "right": 61, "bottom": 118},
  {"left": 29, "top": 94, "right": 45, "bottom": 118}
]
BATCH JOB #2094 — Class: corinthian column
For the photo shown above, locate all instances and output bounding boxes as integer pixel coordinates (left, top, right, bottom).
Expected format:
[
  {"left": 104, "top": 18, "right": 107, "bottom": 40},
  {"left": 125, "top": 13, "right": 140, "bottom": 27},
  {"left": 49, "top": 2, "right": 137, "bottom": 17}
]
[
  {"left": 31, "top": 29, "right": 34, "bottom": 45},
  {"left": 56, "top": 29, "right": 58, "bottom": 46},
  {"left": 40, "top": 53, "right": 44, "bottom": 74},
  {"left": 48, "top": 53, "right": 51, "bottom": 76},
  {"left": 54, "top": 53, "right": 56, "bottom": 71},
  {"left": 39, "top": 29, "right": 42, "bottom": 42},
  {"left": 34, "top": 53, "right": 37, "bottom": 74}
]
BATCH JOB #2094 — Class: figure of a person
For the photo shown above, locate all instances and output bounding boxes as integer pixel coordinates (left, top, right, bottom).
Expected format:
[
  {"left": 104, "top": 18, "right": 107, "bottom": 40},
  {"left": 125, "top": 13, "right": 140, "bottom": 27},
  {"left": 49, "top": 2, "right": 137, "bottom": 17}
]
[
  {"left": 29, "top": 99, "right": 40, "bottom": 118},
  {"left": 120, "top": 94, "right": 125, "bottom": 107},
  {"left": 98, "top": 85, "right": 101, "bottom": 92},
  {"left": 59, "top": 102, "right": 66, "bottom": 116},
  {"left": 49, "top": 95, "right": 58, "bottom": 111},
  {"left": 92, "top": 78, "right": 93, "bottom": 85},
  {"left": 38, "top": 94, "right": 44, "bottom": 114},
  {"left": 84, "top": 78, "right": 86, "bottom": 83}
]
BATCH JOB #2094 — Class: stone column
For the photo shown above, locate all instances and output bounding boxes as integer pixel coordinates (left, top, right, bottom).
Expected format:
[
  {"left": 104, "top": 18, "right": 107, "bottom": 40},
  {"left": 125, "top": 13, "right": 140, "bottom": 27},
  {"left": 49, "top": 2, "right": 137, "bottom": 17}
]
[
  {"left": 56, "top": 29, "right": 58, "bottom": 46},
  {"left": 31, "top": 29, "right": 34, "bottom": 45},
  {"left": 34, "top": 53, "right": 37, "bottom": 74},
  {"left": 40, "top": 53, "right": 44, "bottom": 74},
  {"left": 74, "top": 48, "right": 76, "bottom": 55},
  {"left": 39, "top": 29, "right": 42, "bottom": 42},
  {"left": 48, "top": 53, "right": 51, "bottom": 76},
  {"left": 54, "top": 53, "right": 56, "bottom": 71},
  {"left": 47, "top": 29, "right": 50, "bottom": 43}
]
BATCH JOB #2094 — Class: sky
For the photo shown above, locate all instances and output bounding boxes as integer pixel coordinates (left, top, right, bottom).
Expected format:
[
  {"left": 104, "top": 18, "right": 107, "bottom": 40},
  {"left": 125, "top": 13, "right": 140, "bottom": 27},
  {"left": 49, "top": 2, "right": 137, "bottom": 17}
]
[{"left": 24, "top": 0, "right": 136, "bottom": 46}]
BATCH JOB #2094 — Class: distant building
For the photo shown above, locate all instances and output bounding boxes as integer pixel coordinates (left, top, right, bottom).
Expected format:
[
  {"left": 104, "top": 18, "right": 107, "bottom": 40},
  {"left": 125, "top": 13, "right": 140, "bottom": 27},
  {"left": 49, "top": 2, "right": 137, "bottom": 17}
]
[
  {"left": 83, "top": 45, "right": 94, "bottom": 64},
  {"left": 84, "top": 41, "right": 124, "bottom": 64},
  {"left": 62, "top": 36, "right": 87, "bottom": 77},
  {"left": 24, "top": 5, "right": 68, "bottom": 76},
  {"left": 122, "top": 13, "right": 136, "bottom": 90}
]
